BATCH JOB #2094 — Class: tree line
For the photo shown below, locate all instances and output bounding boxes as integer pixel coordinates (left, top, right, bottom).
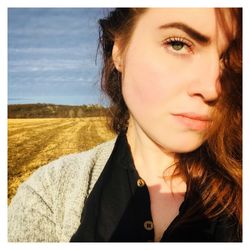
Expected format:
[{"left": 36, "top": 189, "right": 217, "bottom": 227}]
[{"left": 8, "top": 103, "right": 109, "bottom": 118}]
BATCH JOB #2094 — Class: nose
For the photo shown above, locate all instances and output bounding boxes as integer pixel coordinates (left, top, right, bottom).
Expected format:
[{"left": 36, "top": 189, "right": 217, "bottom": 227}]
[{"left": 187, "top": 52, "right": 221, "bottom": 103}]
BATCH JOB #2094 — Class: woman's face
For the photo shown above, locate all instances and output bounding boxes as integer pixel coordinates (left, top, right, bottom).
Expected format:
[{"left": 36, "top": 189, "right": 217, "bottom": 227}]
[{"left": 116, "top": 8, "right": 231, "bottom": 153}]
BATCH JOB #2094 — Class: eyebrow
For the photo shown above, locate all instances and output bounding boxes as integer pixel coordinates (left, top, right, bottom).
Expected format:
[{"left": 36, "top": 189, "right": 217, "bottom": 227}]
[{"left": 159, "top": 22, "right": 211, "bottom": 45}]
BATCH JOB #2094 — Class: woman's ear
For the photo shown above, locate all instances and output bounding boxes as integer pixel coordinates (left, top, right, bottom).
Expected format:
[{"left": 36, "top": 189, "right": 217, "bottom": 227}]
[{"left": 112, "top": 40, "right": 123, "bottom": 72}]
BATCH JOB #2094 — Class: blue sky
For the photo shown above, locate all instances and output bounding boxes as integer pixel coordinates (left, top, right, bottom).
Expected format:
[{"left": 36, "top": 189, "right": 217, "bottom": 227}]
[{"left": 8, "top": 8, "right": 112, "bottom": 105}]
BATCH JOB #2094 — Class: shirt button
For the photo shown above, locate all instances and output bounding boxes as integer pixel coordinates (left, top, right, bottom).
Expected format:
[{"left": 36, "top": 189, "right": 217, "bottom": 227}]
[
  {"left": 144, "top": 220, "right": 154, "bottom": 231},
  {"left": 137, "top": 178, "right": 145, "bottom": 187}
]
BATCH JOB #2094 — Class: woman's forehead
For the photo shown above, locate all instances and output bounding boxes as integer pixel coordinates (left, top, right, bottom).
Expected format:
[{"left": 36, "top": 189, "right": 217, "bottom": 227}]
[
  {"left": 136, "top": 8, "right": 234, "bottom": 52},
  {"left": 140, "top": 8, "right": 218, "bottom": 34}
]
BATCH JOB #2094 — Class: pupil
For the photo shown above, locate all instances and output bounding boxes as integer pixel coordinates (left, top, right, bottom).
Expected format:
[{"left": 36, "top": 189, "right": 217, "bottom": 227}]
[{"left": 172, "top": 41, "right": 183, "bottom": 50}]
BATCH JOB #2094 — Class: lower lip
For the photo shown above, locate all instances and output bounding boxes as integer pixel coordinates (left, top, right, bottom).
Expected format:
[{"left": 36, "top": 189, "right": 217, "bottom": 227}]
[{"left": 173, "top": 115, "right": 210, "bottom": 131}]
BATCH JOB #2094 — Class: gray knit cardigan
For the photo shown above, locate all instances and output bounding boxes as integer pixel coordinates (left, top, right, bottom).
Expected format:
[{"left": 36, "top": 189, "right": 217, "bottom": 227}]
[{"left": 8, "top": 138, "right": 117, "bottom": 242}]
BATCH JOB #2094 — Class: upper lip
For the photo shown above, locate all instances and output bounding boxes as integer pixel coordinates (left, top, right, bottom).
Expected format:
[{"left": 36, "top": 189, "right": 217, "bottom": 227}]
[{"left": 173, "top": 113, "right": 211, "bottom": 121}]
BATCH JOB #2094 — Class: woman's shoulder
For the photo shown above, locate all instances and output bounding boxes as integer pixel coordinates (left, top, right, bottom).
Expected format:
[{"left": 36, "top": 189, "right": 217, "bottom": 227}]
[{"left": 8, "top": 137, "right": 117, "bottom": 242}]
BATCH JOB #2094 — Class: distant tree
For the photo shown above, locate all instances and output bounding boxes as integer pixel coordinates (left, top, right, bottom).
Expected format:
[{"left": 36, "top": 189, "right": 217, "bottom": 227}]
[
  {"left": 77, "top": 108, "right": 84, "bottom": 117},
  {"left": 69, "top": 109, "right": 75, "bottom": 118}
]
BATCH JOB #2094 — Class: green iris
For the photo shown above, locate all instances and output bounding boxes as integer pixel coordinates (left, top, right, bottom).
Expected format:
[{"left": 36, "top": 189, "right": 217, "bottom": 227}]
[{"left": 171, "top": 41, "right": 184, "bottom": 51}]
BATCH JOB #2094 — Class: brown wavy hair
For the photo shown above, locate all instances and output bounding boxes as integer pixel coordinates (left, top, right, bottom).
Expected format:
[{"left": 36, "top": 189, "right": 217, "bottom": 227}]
[{"left": 98, "top": 8, "right": 242, "bottom": 237}]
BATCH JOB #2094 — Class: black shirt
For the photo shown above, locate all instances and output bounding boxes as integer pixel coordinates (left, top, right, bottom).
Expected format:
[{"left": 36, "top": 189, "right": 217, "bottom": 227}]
[{"left": 70, "top": 133, "right": 241, "bottom": 242}]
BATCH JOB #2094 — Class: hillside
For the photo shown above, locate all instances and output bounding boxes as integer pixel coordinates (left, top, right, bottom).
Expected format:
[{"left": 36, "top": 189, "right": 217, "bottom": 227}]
[{"left": 8, "top": 103, "right": 109, "bottom": 118}]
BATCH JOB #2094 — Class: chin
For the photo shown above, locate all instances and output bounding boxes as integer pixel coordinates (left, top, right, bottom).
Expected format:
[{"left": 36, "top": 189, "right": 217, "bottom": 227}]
[
  {"left": 172, "top": 142, "right": 203, "bottom": 153},
  {"left": 155, "top": 138, "right": 204, "bottom": 154}
]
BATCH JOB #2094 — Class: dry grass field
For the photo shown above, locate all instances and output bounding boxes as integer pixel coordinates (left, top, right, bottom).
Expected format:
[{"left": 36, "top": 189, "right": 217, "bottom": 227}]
[{"left": 8, "top": 117, "right": 115, "bottom": 203}]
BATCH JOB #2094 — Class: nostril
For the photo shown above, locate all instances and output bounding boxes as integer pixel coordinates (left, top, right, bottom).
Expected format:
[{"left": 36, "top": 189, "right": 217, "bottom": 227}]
[{"left": 204, "top": 99, "right": 219, "bottom": 107}]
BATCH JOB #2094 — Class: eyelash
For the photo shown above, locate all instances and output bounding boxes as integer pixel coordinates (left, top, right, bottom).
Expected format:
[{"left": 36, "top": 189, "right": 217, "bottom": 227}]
[{"left": 162, "top": 36, "right": 194, "bottom": 55}]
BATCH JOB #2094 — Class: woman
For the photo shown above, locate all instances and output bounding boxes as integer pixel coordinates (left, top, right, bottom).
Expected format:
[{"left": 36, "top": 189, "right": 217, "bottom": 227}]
[{"left": 8, "top": 8, "right": 242, "bottom": 242}]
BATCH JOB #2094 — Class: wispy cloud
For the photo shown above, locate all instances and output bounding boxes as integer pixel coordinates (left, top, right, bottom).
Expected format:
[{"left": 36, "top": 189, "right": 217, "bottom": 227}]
[
  {"left": 8, "top": 46, "right": 98, "bottom": 56},
  {"left": 9, "top": 59, "right": 92, "bottom": 73}
]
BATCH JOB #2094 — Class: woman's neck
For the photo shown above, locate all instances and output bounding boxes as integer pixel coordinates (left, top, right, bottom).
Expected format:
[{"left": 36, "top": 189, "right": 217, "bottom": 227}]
[{"left": 126, "top": 117, "right": 176, "bottom": 182}]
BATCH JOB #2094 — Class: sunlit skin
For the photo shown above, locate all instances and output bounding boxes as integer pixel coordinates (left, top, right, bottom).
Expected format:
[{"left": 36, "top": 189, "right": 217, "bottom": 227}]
[{"left": 112, "top": 8, "right": 232, "bottom": 241}]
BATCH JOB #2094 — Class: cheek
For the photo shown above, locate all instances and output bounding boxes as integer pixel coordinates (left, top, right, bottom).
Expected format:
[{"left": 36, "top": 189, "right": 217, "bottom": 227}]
[{"left": 122, "top": 54, "right": 178, "bottom": 111}]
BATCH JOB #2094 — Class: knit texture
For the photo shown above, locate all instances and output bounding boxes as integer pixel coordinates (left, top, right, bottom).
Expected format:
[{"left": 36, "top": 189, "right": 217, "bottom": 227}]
[{"left": 8, "top": 138, "right": 117, "bottom": 242}]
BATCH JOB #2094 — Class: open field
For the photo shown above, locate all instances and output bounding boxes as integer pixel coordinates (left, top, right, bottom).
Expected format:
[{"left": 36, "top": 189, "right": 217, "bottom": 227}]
[{"left": 8, "top": 117, "right": 115, "bottom": 203}]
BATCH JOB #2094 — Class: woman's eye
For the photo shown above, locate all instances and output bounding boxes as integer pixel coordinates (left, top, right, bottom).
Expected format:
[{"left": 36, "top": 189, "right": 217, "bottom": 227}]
[{"left": 163, "top": 37, "right": 193, "bottom": 55}]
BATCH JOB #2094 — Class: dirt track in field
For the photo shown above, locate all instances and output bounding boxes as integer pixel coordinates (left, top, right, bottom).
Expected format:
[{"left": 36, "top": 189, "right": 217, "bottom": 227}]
[{"left": 8, "top": 117, "right": 115, "bottom": 203}]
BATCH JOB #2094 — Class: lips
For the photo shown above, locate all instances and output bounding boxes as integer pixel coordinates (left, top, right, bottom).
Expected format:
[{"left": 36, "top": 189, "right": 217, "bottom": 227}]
[{"left": 172, "top": 113, "right": 211, "bottom": 130}]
